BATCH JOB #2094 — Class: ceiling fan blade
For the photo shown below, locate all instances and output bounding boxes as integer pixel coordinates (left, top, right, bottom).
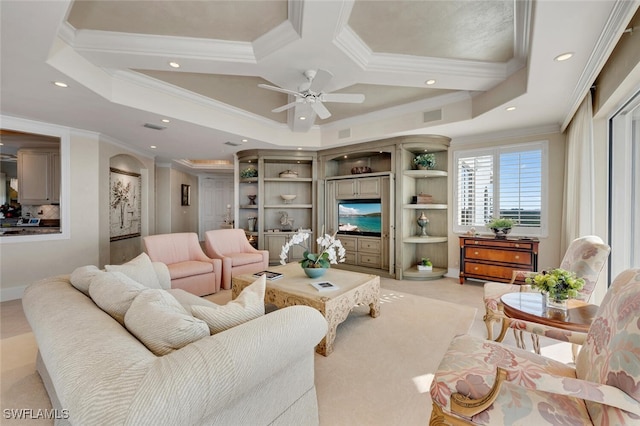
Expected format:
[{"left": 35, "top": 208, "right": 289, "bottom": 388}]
[
  {"left": 321, "top": 93, "right": 365, "bottom": 103},
  {"left": 258, "top": 83, "right": 301, "bottom": 97},
  {"left": 272, "top": 101, "right": 298, "bottom": 113},
  {"left": 311, "top": 101, "right": 331, "bottom": 119},
  {"left": 309, "top": 69, "right": 333, "bottom": 92}
]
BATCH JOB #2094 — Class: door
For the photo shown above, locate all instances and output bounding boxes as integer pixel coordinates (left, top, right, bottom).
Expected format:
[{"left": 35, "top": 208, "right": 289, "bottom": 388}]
[{"left": 199, "top": 175, "right": 233, "bottom": 240}]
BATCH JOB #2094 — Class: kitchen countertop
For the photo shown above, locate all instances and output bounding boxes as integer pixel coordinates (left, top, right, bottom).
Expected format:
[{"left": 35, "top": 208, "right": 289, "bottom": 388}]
[{"left": 0, "top": 227, "right": 61, "bottom": 236}]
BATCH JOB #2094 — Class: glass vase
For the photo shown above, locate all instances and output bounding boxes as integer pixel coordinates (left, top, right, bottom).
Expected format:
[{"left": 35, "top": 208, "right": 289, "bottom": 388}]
[{"left": 546, "top": 293, "right": 568, "bottom": 311}]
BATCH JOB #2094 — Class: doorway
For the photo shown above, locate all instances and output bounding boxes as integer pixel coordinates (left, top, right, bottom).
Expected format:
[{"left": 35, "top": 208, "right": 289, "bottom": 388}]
[{"left": 199, "top": 175, "right": 234, "bottom": 240}]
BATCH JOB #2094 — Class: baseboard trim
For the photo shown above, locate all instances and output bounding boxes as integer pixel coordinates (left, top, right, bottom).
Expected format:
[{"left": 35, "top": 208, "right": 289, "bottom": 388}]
[{"left": 1, "top": 285, "right": 27, "bottom": 302}]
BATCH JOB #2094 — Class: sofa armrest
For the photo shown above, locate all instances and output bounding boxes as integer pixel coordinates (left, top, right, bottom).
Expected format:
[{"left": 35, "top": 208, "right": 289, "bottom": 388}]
[{"left": 126, "top": 305, "right": 328, "bottom": 425}]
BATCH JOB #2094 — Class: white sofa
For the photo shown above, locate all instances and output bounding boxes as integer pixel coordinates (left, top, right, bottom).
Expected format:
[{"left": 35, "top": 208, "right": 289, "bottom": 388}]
[{"left": 22, "top": 268, "right": 327, "bottom": 425}]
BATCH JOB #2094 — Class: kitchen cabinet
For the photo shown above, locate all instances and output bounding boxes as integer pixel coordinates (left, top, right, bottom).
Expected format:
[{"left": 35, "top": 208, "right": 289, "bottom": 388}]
[
  {"left": 17, "top": 149, "right": 60, "bottom": 205},
  {"left": 459, "top": 236, "right": 539, "bottom": 284}
]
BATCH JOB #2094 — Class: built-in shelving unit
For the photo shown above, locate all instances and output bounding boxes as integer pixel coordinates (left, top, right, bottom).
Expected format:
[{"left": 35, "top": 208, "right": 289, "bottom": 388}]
[
  {"left": 397, "top": 136, "right": 451, "bottom": 280},
  {"left": 236, "top": 150, "right": 317, "bottom": 264}
]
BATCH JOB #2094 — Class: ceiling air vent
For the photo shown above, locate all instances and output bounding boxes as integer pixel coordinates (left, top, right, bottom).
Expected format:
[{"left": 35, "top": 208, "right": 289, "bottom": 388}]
[
  {"left": 423, "top": 109, "right": 442, "bottom": 123},
  {"left": 338, "top": 128, "right": 351, "bottom": 139},
  {"left": 224, "top": 141, "right": 241, "bottom": 146},
  {"left": 143, "top": 123, "right": 166, "bottom": 131}
]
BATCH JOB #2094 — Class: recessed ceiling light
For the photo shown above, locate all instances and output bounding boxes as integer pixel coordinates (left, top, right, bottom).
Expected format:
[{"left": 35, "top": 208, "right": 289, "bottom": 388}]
[
  {"left": 299, "top": 116, "right": 306, "bottom": 120},
  {"left": 506, "top": 106, "right": 516, "bottom": 111},
  {"left": 150, "top": 145, "right": 157, "bottom": 149},
  {"left": 242, "top": 139, "right": 248, "bottom": 143},
  {"left": 169, "top": 61, "right": 180, "bottom": 68},
  {"left": 425, "top": 79, "right": 436, "bottom": 85},
  {"left": 297, "top": 147, "right": 302, "bottom": 150},
  {"left": 53, "top": 81, "right": 68, "bottom": 88},
  {"left": 161, "top": 119, "right": 170, "bottom": 123},
  {"left": 554, "top": 52, "right": 573, "bottom": 62}
]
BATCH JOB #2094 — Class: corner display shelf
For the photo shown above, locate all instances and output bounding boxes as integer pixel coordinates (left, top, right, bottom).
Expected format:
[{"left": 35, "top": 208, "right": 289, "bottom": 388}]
[
  {"left": 397, "top": 136, "right": 451, "bottom": 280},
  {"left": 236, "top": 150, "right": 317, "bottom": 265}
]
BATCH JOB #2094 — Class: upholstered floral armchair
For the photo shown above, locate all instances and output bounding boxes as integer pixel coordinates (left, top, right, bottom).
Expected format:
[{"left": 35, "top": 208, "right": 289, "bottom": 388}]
[
  {"left": 430, "top": 268, "right": 640, "bottom": 425},
  {"left": 483, "top": 235, "right": 610, "bottom": 344}
]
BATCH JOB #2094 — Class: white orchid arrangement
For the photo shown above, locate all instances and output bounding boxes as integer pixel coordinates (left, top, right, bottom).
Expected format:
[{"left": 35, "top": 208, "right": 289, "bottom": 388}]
[{"left": 280, "top": 228, "right": 346, "bottom": 268}]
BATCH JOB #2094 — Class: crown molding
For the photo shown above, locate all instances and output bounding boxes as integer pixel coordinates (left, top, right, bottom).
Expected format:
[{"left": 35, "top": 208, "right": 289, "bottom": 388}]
[
  {"left": 252, "top": 20, "right": 300, "bottom": 61},
  {"left": 451, "top": 124, "right": 561, "bottom": 146},
  {"left": 561, "top": 0, "right": 639, "bottom": 131}
]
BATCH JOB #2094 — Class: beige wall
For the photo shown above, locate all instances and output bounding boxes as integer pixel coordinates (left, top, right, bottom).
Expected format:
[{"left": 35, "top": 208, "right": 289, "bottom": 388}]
[
  {"left": 155, "top": 165, "right": 200, "bottom": 236},
  {"left": 447, "top": 131, "right": 566, "bottom": 276}
]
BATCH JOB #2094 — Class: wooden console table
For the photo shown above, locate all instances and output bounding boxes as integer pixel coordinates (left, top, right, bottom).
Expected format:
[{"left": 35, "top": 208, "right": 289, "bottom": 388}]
[{"left": 459, "top": 236, "right": 538, "bottom": 284}]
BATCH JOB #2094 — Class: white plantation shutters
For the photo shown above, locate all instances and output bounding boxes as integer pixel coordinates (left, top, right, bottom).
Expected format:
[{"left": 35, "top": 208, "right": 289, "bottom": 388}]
[{"left": 454, "top": 141, "right": 548, "bottom": 237}]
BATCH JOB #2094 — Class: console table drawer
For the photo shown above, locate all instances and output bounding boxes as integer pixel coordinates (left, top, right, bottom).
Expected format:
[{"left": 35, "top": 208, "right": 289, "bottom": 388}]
[
  {"left": 358, "top": 253, "right": 381, "bottom": 268},
  {"left": 464, "top": 262, "right": 529, "bottom": 282},
  {"left": 463, "top": 238, "right": 534, "bottom": 251},
  {"left": 358, "top": 238, "right": 381, "bottom": 253},
  {"left": 464, "top": 247, "right": 531, "bottom": 266}
]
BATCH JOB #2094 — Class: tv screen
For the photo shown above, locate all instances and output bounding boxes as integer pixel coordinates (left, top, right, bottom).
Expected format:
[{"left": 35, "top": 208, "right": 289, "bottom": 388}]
[{"left": 338, "top": 201, "right": 382, "bottom": 236}]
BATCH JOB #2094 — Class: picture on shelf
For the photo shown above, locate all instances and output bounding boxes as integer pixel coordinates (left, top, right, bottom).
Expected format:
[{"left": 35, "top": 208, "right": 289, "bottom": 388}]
[{"left": 338, "top": 201, "right": 382, "bottom": 237}]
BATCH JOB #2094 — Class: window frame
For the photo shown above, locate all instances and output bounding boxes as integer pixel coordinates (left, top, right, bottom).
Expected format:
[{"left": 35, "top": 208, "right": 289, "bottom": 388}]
[{"left": 453, "top": 140, "right": 549, "bottom": 238}]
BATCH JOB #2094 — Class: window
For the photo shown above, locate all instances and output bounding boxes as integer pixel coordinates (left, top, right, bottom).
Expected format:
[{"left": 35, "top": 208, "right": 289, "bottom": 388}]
[
  {"left": 454, "top": 141, "right": 548, "bottom": 237},
  {"left": 609, "top": 90, "right": 640, "bottom": 280}
]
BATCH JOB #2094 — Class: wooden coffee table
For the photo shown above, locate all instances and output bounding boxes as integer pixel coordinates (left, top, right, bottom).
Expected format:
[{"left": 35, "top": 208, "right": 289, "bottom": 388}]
[
  {"left": 500, "top": 292, "right": 598, "bottom": 352},
  {"left": 232, "top": 263, "right": 380, "bottom": 356}
]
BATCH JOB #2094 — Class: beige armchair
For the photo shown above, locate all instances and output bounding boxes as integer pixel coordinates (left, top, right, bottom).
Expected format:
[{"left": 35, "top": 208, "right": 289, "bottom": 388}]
[
  {"left": 204, "top": 229, "right": 269, "bottom": 290},
  {"left": 143, "top": 232, "right": 221, "bottom": 296},
  {"left": 430, "top": 268, "right": 640, "bottom": 425}
]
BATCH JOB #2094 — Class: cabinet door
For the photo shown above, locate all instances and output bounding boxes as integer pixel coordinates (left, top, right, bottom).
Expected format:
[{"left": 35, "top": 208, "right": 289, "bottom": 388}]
[
  {"left": 18, "top": 150, "right": 51, "bottom": 204},
  {"left": 265, "top": 234, "right": 288, "bottom": 263},
  {"left": 335, "top": 180, "right": 356, "bottom": 199},
  {"left": 357, "top": 177, "right": 381, "bottom": 198}
]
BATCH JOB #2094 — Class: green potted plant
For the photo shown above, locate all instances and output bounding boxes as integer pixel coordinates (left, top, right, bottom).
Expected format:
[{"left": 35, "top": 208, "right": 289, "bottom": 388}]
[
  {"left": 485, "top": 217, "right": 516, "bottom": 239},
  {"left": 413, "top": 153, "right": 436, "bottom": 170},
  {"left": 417, "top": 257, "right": 433, "bottom": 271}
]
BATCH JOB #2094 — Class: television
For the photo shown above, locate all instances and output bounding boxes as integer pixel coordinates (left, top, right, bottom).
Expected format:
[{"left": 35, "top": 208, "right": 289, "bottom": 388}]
[{"left": 338, "top": 201, "right": 382, "bottom": 237}]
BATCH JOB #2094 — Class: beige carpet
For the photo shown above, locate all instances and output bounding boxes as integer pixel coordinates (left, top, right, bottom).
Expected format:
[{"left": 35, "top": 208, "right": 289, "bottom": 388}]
[{"left": 314, "top": 290, "right": 476, "bottom": 426}]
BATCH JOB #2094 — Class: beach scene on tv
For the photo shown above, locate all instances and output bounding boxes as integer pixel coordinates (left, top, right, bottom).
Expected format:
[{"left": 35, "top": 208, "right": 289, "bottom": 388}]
[{"left": 338, "top": 202, "right": 382, "bottom": 234}]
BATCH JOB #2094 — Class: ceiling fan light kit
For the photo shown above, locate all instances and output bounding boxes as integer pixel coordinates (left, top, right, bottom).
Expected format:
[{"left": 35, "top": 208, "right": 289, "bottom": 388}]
[{"left": 258, "top": 69, "right": 365, "bottom": 127}]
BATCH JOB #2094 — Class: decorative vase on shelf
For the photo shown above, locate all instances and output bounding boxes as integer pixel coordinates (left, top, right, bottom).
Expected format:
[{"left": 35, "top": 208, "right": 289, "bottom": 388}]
[
  {"left": 417, "top": 212, "right": 429, "bottom": 237},
  {"left": 247, "top": 217, "right": 257, "bottom": 232},
  {"left": 303, "top": 267, "right": 328, "bottom": 279}
]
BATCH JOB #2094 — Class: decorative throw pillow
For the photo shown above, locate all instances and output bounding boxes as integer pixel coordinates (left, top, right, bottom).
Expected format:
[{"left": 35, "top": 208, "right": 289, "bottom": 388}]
[
  {"left": 192, "top": 275, "right": 266, "bottom": 334},
  {"left": 124, "top": 289, "right": 209, "bottom": 356},
  {"left": 89, "top": 271, "right": 147, "bottom": 325},
  {"left": 70, "top": 265, "right": 104, "bottom": 296},
  {"left": 168, "top": 288, "right": 220, "bottom": 313},
  {"left": 152, "top": 261, "right": 171, "bottom": 289},
  {"left": 105, "top": 253, "right": 162, "bottom": 289}
]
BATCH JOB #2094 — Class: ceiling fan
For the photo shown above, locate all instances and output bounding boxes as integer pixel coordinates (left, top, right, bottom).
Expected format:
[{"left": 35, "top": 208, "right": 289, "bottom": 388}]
[{"left": 258, "top": 69, "right": 365, "bottom": 121}]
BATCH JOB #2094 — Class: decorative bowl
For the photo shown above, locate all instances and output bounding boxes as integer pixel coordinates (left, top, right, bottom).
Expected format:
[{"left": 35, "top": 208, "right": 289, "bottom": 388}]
[
  {"left": 280, "top": 194, "right": 297, "bottom": 203},
  {"left": 279, "top": 170, "right": 298, "bottom": 178}
]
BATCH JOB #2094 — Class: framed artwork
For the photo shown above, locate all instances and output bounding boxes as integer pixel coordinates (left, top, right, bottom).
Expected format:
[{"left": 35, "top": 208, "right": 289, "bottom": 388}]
[
  {"left": 109, "top": 167, "right": 141, "bottom": 242},
  {"left": 181, "top": 184, "right": 191, "bottom": 206}
]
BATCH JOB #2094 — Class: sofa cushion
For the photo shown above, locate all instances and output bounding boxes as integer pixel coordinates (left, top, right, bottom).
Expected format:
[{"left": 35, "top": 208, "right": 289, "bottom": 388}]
[
  {"left": 70, "top": 265, "right": 103, "bottom": 296},
  {"left": 89, "top": 271, "right": 147, "bottom": 325},
  {"left": 192, "top": 275, "right": 266, "bottom": 334},
  {"left": 167, "top": 288, "right": 220, "bottom": 313},
  {"left": 105, "top": 253, "right": 162, "bottom": 289},
  {"left": 124, "top": 289, "right": 210, "bottom": 356},
  {"left": 168, "top": 260, "right": 214, "bottom": 280}
]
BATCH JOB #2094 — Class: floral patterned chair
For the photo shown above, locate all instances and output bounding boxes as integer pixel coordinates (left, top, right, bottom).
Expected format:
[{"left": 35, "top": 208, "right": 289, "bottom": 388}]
[
  {"left": 430, "top": 268, "right": 640, "bottom": 425},
  {"left": 483, "top": 235, "right": 610, "bottom": 344}
]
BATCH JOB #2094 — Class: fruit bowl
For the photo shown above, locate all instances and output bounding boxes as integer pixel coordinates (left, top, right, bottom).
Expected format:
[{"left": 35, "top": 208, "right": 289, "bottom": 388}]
[{"left": 280, "top": 194, "right": 297, "bottom": 204}]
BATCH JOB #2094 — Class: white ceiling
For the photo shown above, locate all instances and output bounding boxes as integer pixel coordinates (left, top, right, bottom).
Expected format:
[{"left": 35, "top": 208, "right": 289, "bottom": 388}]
[{"left": 0, "top": 1, "right": 637, "bottom": 171}]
